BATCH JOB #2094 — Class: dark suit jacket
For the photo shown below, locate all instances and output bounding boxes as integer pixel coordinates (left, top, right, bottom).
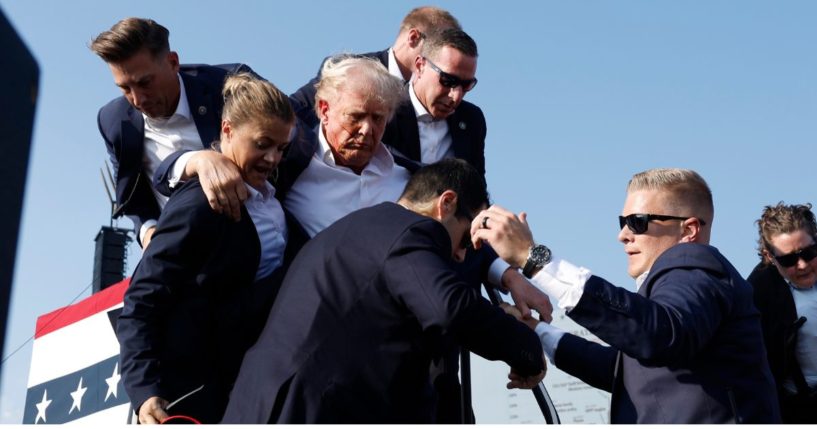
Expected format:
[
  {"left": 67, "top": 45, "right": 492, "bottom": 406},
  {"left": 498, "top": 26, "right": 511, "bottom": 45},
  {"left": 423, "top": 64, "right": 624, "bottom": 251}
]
[
  {"left": 221, "top": 202, "right": 543, "bottom": 424},
  {"left": 116, "top": 179, "right": 307, "bottom": 423},
  {"left": 748, "top": 262, "right": 815, "bottom": 423},
  {"left": 290, "top": 49, "right": 389, "bottom": 130},
  {"left": 553, "top": 243, "right": 780, "bottom": 423},
  {"left": 382, "top": 97, "right": 487, "bottom": 176},
  {"left": 97, "top": 63, "right": 251, "bottom": 243}
]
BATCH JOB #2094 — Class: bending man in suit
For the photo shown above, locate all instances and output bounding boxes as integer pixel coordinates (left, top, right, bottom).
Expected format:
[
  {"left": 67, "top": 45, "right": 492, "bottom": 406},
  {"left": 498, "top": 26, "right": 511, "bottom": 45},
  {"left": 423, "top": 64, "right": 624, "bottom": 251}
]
[
  {"left": 222, "top": 158, "right": 545, "bottom": 423},
  {"left": 472, "top": 168, "right": 781, "bottom": 423},
  {"left": 117, "top": 74, "right": 307, "bottom": 424},
  {"left": 290, "top": 6, "right": 461, "bottom": 129},
  {"left": 748, "top": 202, "right": 817, "bottom": 423},
  {"left": 91, "top": 17, "right": 253, "bottom": 247}
]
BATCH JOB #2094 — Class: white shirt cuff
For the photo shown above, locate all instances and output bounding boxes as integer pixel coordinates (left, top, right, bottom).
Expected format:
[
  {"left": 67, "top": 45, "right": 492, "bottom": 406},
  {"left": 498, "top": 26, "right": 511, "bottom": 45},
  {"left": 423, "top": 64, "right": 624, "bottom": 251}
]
[
  {"left": 534, "top": 322, "right": 566, "bottom": 364},
  {"left": 487, "top": 258, "right": 511, "bottom": 287},
  {"left": 530, "top": 256, "right": 592, "bottom": 311},
  {"left": 139, "top": 219, "right": 158, "bottom": 245},
  {"left": 168, "top": 151, "right": 196, "bottom": 189}
]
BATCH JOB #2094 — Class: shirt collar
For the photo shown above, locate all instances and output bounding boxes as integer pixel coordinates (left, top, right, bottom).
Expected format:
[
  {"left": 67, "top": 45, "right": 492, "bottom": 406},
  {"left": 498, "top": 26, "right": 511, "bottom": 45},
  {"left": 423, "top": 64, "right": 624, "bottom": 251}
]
[
  {"left": 316, "top": 124, "right": 395, "bottom": 175},
  {"left": 387, "top": 47, "right": 406, "bottom": 82},
  {"left": 635, "top": 270, "right": 650, "bottom": 290},
  {"left": 409, "top": 82, "right": 435, "bottom": 123},
  {"left": 244, "top": 180, "right": 276, "bottom": 202}
]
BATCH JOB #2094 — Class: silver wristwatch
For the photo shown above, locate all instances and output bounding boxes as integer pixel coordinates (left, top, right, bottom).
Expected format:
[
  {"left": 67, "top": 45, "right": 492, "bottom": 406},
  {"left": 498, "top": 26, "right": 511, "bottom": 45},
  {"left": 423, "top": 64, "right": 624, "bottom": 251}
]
[{"left": 522, "top": 244, "right": 551, "bottom": 278}]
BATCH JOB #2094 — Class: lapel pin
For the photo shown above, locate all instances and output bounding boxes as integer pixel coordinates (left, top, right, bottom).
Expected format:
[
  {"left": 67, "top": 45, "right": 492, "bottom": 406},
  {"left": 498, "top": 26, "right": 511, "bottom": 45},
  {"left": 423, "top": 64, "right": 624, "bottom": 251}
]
[
  {"left": 198, "top": 106, "right": 207, "bottom": 115},
  {"left": 458, "top": 121, "right": 466, "bottom": 130}
]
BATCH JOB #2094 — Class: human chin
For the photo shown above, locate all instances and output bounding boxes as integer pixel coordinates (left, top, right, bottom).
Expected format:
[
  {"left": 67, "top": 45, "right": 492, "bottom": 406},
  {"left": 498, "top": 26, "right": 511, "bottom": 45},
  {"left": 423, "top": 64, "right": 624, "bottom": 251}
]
[
  {"left": 246, "top": 166, "right": 270, "bottom": 190},
  {"left": 790, "top": 268, "right": 817, "bottom": 288}
]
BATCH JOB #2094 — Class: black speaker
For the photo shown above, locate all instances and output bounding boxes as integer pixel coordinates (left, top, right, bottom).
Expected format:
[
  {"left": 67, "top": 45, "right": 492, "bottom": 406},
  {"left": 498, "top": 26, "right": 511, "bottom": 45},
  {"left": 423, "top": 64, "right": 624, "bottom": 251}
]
[
  {"left": 92, "top": 226, "right": 132, "bottom": 293},
  {"left": 0, "top": 7, "right": 40, "bottom": 372}
]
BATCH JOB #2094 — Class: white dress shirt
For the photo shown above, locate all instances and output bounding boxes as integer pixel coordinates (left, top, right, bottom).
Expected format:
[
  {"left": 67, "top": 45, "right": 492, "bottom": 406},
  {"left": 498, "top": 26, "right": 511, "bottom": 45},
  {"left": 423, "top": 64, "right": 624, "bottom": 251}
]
[
  {"left": 284, "top": 127, "right": 412, "bottom": 238},
  {"left": 409, "top": 82, "right": 454, "bottom": 164},
  {"left": 284, "top": 126, "right": 510, "bottom": 285},
  {"left": 139, "top": 74, "right": 204, "bottom": 243},
  {"left": 243, "top": 181, "right": 288, "bottom": 280},
  {"left": 528, "top": 256, "right": 594, "bottom": 362}
]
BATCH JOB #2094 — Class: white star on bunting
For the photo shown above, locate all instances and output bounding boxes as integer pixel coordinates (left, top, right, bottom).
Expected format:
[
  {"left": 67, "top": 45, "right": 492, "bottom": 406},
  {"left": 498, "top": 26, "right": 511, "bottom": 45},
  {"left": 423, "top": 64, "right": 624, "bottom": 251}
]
[
  {"left": 69, "top": 377, "right": 87, "bottom": 414},
  {"left": 104, "top": 363, "right": 121, "bottom": 401},
  {"left": 35, "top": 389, "right": 51, "bottom": 424}
]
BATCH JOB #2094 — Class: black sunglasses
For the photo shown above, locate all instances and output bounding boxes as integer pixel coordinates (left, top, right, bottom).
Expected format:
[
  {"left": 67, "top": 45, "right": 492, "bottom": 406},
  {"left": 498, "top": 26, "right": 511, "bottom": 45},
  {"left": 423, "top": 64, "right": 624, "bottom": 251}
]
[
  {"left": 769, "top": 243, "right": 817, "bottom": 268},
  {"left": 618, "top": 213, "right": 706, "bottom": 235},
  {"left": 423, "top": 57, "right": 478, "bottom": 92}
]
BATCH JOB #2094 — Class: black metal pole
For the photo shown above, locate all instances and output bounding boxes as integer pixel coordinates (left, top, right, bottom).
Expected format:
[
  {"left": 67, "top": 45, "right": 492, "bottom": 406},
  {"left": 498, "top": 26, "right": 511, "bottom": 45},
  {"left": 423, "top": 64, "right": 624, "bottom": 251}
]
[{"left": 485, "top": 286, "right": 560, "bottom": 424}]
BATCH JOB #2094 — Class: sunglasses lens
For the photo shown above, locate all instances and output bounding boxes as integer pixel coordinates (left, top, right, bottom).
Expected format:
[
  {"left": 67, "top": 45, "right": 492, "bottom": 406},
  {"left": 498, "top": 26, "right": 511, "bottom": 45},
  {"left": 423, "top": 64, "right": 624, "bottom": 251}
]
[
  {"left": 803, "top": 245, "right": 817, "bottom": 262},
  {"left": 620, "top": 214, "right": 649, "bottom": 234},
  {"left": 776, "top": 254, "right": 799, "bottom": 267},
  {"left": 775, "top": 244, "right": 817, "bottom": 267},
  {"left": 439, "top": 74, "right": 460, "bottom": 88}
]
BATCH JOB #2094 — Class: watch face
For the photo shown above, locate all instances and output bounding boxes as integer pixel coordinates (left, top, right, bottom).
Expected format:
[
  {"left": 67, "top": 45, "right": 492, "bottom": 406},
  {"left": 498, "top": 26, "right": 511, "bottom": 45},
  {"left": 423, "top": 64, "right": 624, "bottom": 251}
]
[{"left": 531, "top": 245, "right": 551, "bottom": 264}]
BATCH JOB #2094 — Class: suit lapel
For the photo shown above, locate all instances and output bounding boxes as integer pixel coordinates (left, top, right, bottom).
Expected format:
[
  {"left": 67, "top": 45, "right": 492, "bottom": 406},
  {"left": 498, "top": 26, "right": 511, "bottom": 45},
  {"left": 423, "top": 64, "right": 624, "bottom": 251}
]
[
  {"left": 394, "top": 101, "right": 422, "bottom": 161},
  {"left": 376, "top": 49, "right": 389, "bottom": 68},
  {"left": 447, "top": 110, "right": 469, "bottom": 161},
  {"left": 119, "top": 107, "right": 145, "bottom": 184},
  {"left": 181, "top": 72, "right": 220, "bottom": 148}
]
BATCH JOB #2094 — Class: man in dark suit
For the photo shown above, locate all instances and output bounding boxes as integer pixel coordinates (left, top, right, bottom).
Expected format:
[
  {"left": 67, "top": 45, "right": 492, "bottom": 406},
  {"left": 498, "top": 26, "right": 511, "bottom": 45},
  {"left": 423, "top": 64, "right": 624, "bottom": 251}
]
[
  {"left": 222, "top": 159, "right": 545, "bottom": 424},
  {"left": 289, "top": 6, "right": 461, "bottom": 129},
  {"left": 382, "top": 28, "right": 486, "bottom": 175},
  {"left": 472, "top": 168, "right": 781, "bottom": 423},
  {"left": 91, "top": 17, "right": 251, "bottom": 247},
  {"left": 748, "top": 202, "right": 817, "bottom": 423}
]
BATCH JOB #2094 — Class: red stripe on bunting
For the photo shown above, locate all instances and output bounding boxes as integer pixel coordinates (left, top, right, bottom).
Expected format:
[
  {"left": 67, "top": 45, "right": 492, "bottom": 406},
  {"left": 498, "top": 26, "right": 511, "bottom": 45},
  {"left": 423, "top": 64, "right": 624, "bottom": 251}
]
[{"left": 34, "top": 278, "right": 130, "bottom": 339}]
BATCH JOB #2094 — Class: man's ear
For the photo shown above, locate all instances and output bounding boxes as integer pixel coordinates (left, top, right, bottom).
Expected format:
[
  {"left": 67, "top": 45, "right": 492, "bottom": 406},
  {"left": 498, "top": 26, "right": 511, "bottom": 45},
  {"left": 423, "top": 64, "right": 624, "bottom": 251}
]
[
  {"left": 437, "top": 190, "right": 459, "bottom": 219},
  {"left": 679, "top": 217, "right": 704, "bottom": 243},
  {"left": 167, "top": 51, "right": 180, "bottom": 73},
  {"left": 414, "top": 55, "right": 425, "bottom": 76},
  {"left": 760, "top": 247, "right": 775, "bottom": 265},
  {"left": 317, "top": 99, "right": 330, "bottom": 125},
  {"left": 408, "top": 28, "right": 424, "bottom": 48}
]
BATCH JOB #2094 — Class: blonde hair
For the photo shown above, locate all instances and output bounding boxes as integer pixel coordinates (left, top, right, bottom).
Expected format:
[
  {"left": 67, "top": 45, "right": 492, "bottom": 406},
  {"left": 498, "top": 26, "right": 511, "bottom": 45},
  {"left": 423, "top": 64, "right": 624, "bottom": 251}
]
[
  {"left": 627, "top": 168, "right": 713, "bottom": 225},
  {"left": 222, "top": 73, "right": 293, "bottom": 128},
  {"left": 399, "top": 6, "right": 461, "bottom": 35},
  {"left": 313, "top": 56, "right": 404, "bottom": 120}
]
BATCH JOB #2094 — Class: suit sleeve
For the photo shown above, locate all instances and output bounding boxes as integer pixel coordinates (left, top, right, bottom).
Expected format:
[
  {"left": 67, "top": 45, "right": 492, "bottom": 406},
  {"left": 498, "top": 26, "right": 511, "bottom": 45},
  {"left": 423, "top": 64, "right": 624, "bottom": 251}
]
[
  {"left": 568, "top": 267, "right": 733, "bottom": 366},
  {"left": 553, "top": 333, "right": 617, "bottom": 392},
  {"left": 116, "top": 183, "right": 227, "bottom": 410},
  {"left": 97, "top": 106, "right": 160, "bottom": 243},
  {"left": 382, "top": 221, "right": 544, "bottom": 376},
  {"left": 152, "top": 149, "right": 196, "bottom": 196}
]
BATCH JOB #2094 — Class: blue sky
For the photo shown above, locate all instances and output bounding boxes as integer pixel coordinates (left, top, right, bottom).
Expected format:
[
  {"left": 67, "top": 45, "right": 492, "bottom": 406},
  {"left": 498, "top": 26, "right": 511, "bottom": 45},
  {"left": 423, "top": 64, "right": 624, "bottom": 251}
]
[{"left": 1, "top": 0, "right": 815, "bottom": 423}]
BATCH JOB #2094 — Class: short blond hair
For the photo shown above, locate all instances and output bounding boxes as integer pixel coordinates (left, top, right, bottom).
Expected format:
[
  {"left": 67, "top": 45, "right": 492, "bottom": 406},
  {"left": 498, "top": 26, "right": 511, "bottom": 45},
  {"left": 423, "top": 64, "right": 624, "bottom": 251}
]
[
  {"left": 627, "top": 168, "right": 713, "bottom": 225},
  {"left": 399, "top": 6, "right": 461, "bottom": 36}
]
